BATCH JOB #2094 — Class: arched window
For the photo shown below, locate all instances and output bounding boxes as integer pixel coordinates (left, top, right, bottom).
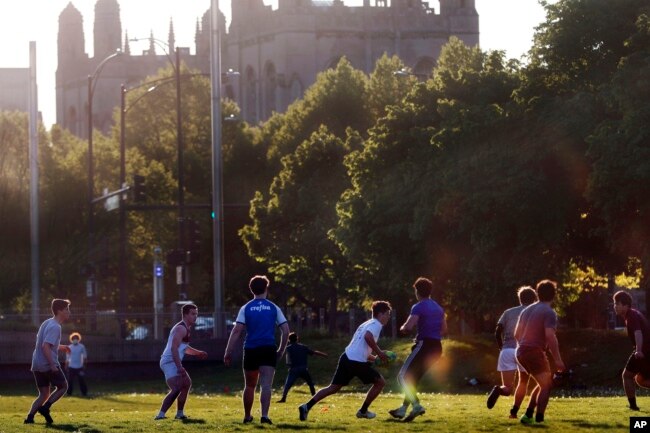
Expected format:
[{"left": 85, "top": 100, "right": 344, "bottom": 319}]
[
  {"left": 244, "top": 66, "right": 257, "bottom": 123},
  {"left": 289, "top": 74, "right": 304, "bottom": 103},
  {"left": 263, "top": 62, "right": 277, "bottom": 119}
]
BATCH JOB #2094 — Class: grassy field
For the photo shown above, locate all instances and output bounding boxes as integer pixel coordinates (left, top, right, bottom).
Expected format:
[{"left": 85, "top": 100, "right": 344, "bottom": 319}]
[
  {"left": 0, "top": 390, "right": 641, "bottom": 433},
  {"left": 0, "top": 330, "right": 646, "bottom": 432}
]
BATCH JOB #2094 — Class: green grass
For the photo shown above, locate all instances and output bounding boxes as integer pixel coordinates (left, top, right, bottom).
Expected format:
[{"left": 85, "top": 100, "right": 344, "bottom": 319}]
[{"left": 0, "top": 390, "right": 640, "bottom": 432}]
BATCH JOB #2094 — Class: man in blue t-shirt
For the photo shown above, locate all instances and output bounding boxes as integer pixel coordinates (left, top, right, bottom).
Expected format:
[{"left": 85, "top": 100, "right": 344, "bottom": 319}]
[
  {"left": 224, "top": 275, "right": 290, "bottom": 425},
  {"left": 278, "top": 332, "right": 328, "bottom": 402},
  {"left": 389, "top": 277, "right": 446, "bottom": 422}
]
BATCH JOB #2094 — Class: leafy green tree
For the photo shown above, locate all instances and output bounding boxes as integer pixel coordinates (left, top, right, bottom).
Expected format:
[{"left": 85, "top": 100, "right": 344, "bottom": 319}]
[
  {"left": 241, "top": 127, "right": 360, "bottom": 331},
  {"left": 586, "top": 14, "right": 650, "bottom": 308}
]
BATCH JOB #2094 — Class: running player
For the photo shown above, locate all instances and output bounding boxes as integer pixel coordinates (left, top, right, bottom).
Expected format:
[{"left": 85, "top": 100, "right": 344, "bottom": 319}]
[
  {"left": 24, "top": 299, "right": 71, "bottom": 425},
  {"left": 613, "top": 290, "right": 650, "bottom": 411},
  {"left": 514, "top": 279, "right": 565, "bottom": 425},
  {"left": 389, "top": 277, "right": 446, "bottom": 422},
  {"left": 278, "top": 332, "right": 328, "bottom": 402},
  {"left": 155, "top": 303, "right": 208, "bottom": 420},
  {"left": 299, "top": 301, "right": 392, "bottom": 421},
  {"left": 487, "top": 286, "right": 537, "bottom": 418}
]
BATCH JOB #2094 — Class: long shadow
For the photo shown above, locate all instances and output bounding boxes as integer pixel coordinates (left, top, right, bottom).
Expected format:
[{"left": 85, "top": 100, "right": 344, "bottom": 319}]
[
  {"left": 568, "top": 420, "right": 626, "bottom": 429},
  {"left": 180, "top": 418, "right": 206, "bottom": 424},
  {"left": 44, "top": 424, "right": 101, "bottom": 433},
  {"left": 273, "top": 424, "right": 344, "bottom": 431}
]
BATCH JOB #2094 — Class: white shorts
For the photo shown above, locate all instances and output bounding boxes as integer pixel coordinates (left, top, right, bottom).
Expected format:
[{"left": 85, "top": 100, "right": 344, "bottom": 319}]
[
  {"left": 497, "top": 348, "right": 523, "bottom": 372},
  {"left": 160, "top": 361, "right": 181, "bottom": 380}
]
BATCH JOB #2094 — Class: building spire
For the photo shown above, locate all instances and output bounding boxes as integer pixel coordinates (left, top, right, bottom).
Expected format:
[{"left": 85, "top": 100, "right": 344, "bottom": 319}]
[
  {"left": 168, "top": 18, "right": 175, "bottom": 53},
  {"left": 124, "top": 30, "right": 131, "bottom": 55},
  {"left": 148, "top": 30, "right": 155, "bottom": 55}
]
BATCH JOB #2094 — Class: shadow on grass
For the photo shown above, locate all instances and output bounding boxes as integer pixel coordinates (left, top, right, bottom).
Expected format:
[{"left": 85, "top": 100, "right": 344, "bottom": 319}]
[
  {"left": 44, "top": 424, "right": 100, "bottom": 433},
  {"left": 180, "top": 418, "right": 206, "bottom": 424}
]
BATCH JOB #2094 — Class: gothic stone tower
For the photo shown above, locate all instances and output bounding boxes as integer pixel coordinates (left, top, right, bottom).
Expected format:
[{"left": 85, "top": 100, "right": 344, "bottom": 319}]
[{"left": 226, "top": 0, "right": 479, "bottom": 124}]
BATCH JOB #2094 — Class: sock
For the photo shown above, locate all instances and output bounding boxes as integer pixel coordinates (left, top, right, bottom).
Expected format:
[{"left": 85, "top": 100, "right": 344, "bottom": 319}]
[
  {"left": 360, "top": 402, "right": 370, "bottom": 413},
  {"left": 306, "top": 400, "right": 316, "bottom": 410},
  {"left": 510, "top": 405, "right": 519, "bottom": 416},
  {"left": 535, "top": 412, "right": 544, "bottom": 423},
  {"left": 176, "top": 410, "right": 184, "bottom": 417},
  {"left": 157, "top": 411, "right": 166, "bottom": 418},
  {"left": 500, "top": 387, "right": 511, "bottom": 396},
  {"left": 525, "top": 408, "right": 534, "bottom": 419},
  {"left": 629, "top": 397, "right": 638, "bottom": 408},
  {"left": 26, "top": 413, "right": 35, "bottom": 420},
  {"left": 41, "top": 401, "right": 52, "bottom": 411},
  {"left": 402, "top": 398, "right": 410, "bottom": 408}
]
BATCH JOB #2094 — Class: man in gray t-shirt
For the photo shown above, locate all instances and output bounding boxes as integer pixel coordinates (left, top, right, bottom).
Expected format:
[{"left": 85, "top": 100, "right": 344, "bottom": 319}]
[
  {"left": 513, "top": 280, "right": 565, "bottom": 425},
  {"left": 487, "top": 286, "right": 537, "bottom": 418},
  {"left": 24, "top": 299, "right": 71, "bottom": 425}
]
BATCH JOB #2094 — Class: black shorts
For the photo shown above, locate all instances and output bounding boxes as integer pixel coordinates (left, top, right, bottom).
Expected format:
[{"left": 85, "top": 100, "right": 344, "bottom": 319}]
[
  {"left": 399, "top": 339, "right": 442, "bottom": 382},
  {"left": 33, "top": 368, "right": 67, "bottom": 389},
  {"left": 243, "top": 346, "right": 277, "bottom": 371},
  {"left": 331, "top": 353, "right": 381, "bottom": 386},
  {"left": 625, "top": 351, "right": 650, "bottom": 377}
]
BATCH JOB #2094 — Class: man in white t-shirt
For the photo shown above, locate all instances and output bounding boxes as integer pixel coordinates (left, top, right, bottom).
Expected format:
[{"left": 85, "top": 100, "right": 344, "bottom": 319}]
[{"left": 298, "top": 301, "right": 392, "bottom": 421}]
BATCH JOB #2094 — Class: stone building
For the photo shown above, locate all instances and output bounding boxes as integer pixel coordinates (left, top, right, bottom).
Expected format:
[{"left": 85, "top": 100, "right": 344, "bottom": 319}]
[{"left": 56, "top": 0, "right": 478, "bottom": 135}]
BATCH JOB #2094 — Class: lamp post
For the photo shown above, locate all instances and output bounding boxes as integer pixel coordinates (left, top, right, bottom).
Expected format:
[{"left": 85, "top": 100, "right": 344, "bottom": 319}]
[
  {"left": 210, "top": 0, "right": 225, "bottom": 338},
  {"left": 87, "top": 49, "right": 121, "bottom": 322},
  {"left": 130, "top": 37, "right": 187, "bottom": 300}
]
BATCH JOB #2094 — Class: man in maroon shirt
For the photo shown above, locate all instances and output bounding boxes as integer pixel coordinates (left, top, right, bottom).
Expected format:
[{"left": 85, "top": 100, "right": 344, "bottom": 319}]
[{"left": 614, "top": 290, "right": 650, "bottom": 411}]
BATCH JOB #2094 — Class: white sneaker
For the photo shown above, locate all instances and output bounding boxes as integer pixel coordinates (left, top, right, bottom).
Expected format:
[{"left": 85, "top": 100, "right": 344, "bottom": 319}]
[{"left": 356, "top": 410, "right": 376, "bottom": 419}]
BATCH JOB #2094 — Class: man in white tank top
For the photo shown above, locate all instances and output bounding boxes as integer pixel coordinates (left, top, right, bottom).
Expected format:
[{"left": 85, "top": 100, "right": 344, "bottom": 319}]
[{"left": 155, "top": 303, "right": 208, "bottom": 420}]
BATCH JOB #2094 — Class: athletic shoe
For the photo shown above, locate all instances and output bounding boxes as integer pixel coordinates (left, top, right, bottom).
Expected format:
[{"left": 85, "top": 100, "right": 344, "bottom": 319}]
[
  {"left": 277, "top": 398, "right": 286, "bottom": 403},
  {"left": 24, "top": 417, "right": 35, "bottom": 424},
  {"left": 403, "top": 405, "right": 425, "bottom": 422},
  {"left": 509, "top": 413, "right": 518, "bottom": 419},
  {"left": 630, "top": 405, "right": 641, "bottom": 411},
  {"left": 154, "top": 415, "right": 167, "bottom": 420},
  {"left": 356, "top": 410, "right": 376, "bottom": 419},
  {"left": 261, "top": 416, "right": 273, "bottom": 424},
  {"left": 243, "top": 416, "right": 254, "bottom": 423},
  {"left": 388, "top": 407, "right": 406, "bottom": 419},
  {"left": 299, "top": 404, "right": 309, "bottom": 421},
  {"left": 174, "top": 415, "right": 188, "bottom": 420},
  {"left": 520, "top": 414, "right": 534, "bottom": 425},
  {"left": 37, "top": 406, "right": 53, "bottom": 424},
  {"left": 487, "top": 385, "right": 501, "bottom": 409}
]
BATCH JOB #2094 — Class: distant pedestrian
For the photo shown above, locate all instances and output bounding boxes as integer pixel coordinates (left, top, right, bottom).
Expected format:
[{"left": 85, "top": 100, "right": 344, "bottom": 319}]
[
  {"left": 486, "top": 286, "right": 537, "bottom": 418},
  {"left": 514, "top": 280, "right": 565, "bottom": 425},
  {"left": 65, "top": 332, "right": 88, "bottom": 396},
  {"left": 299, "top": 301, "right": 392, "bottom": 422},
  {"left": 24, "top": 299, "right": 71, "bottom": 425},
  {"left": 277, "top": 332, "right": 327, "bottom": 402},
  {"left": 389, "top": 277, "right": 446, "bottom": 422},
  {"left": 155, "top": 303, "right": 208, "bottom": 420},
  {"left": 224, "top": 275, "right": 290, "bottom": 425},
  {"left": 613, "top": 290, "right": 650, "bottom": 411}
]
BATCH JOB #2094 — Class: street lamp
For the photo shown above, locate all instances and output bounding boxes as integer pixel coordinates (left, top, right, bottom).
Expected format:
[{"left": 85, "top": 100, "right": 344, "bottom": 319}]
[
  {"left": 210, "top": 0, "right": 225, "bottom": 338},
  {"left": 87, "top": 49, "right": 121, "bottom": 320},
  {"left": 130, "top": 37, "right": 188, "bottom": 300}
]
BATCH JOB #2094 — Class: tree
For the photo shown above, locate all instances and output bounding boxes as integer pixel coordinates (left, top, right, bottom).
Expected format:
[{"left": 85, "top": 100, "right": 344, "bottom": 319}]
[{"left": 241, "top": 127, "right": 359, "bottom": 332}]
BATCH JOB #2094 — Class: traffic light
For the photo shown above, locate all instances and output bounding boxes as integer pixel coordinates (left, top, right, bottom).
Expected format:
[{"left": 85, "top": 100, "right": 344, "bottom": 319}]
[
  {"left": 182, "top": 218, "right": 201, "bottom": 264},
  {"left": 132, "top": 174, "right": 146, "bottom": 203}
]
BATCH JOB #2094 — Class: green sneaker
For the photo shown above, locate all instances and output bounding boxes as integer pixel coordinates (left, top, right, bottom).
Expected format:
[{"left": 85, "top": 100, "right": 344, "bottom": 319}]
[{"left": 520, "top": 414, "right": 534, "bottom": 425}]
